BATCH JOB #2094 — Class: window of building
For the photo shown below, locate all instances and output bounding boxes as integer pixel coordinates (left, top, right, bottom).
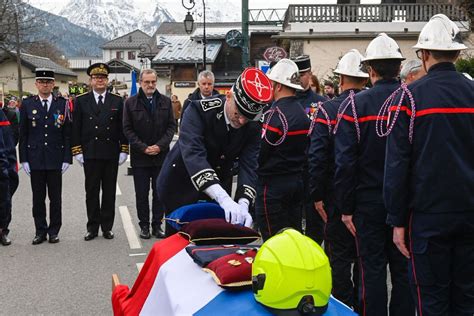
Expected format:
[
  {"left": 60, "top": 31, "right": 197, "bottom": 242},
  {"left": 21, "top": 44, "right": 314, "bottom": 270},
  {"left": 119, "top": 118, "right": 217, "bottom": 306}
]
[
  {"left": 116, "top": 51, "right": 124, "bottom": 60},
  {"left": 128, "top": 51, "right": 136, "bottom": 60}
]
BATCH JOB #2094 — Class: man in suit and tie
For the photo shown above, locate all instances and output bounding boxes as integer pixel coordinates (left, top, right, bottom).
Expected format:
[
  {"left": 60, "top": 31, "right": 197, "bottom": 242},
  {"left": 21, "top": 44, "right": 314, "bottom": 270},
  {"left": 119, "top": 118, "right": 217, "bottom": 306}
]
[
  {"left": 19, "top": 68, "right": 72, "bottom": 245},
  {"left": 71, "top": 63, "right": 129, "bottom": 241}
]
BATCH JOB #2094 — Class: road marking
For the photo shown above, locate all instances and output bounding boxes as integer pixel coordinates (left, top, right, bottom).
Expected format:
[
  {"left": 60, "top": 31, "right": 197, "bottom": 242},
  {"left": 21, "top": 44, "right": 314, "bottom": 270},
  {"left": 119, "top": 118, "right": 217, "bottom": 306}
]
[
  {"left": 119, "top": 205, "right": 141, "bottom": 249},
  {"left": 116, "top": 183, "right": 122, "bottom": 196},
  {"left": 137, "top": 262, "right": 144, "bottom": 272},
  {"left": 129, "top": 253, "right": 147, "bottom": 257}
]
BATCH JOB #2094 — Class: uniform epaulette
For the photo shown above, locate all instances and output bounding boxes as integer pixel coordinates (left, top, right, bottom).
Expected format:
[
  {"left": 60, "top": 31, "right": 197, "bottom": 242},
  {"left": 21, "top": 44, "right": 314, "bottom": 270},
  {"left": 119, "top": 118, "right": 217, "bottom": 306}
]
[
  {"left": 200, "top": 98, "right": 222, "bottom": 112},
  {"left": 109, "top": 92, "right": 122, "bottom": 98},
  {"left": 75, "top": 92, "right": 88, "bottom": 98}
]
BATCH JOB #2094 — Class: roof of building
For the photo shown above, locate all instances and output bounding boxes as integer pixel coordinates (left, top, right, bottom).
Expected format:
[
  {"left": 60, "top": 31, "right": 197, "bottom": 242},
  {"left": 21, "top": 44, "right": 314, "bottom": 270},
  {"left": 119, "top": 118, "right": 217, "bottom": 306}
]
[
  {"left": 192, "top": 25, "right": 281, "bottom": 40},
  {"left": 0, "top": 52, "right": 77, "bottom": 77},
  {"left": 107, "top": 58, "right": 140, "bottom": 73},
  {"left": 101, "top": 29, "right": 152, "bottom": 49},
  {"left": 152, "top": 35, "right": 221, "bottom": 64}
]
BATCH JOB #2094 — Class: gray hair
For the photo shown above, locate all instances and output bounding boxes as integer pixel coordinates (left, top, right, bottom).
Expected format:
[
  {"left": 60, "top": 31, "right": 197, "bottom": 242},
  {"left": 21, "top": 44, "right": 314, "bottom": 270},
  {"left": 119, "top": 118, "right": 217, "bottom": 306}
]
[
  {"left": 197, "top": 70, "right": 215, "bottom": 83},
  {"left": 400, "top": 60, "right": 422, "bottom": 81},
  {"left": 139, "top": 68, "right": 157, "bottom": 81}
]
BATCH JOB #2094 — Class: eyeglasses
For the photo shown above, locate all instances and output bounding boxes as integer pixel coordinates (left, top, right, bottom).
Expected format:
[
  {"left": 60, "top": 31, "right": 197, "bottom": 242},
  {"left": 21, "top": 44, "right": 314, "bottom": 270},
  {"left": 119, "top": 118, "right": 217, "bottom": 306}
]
[
  {"left": 415, "top": 49, "right": 423, "bottom": 60},
  {"left": 37, "top": 80, "right": 53, "bottom": 85}
]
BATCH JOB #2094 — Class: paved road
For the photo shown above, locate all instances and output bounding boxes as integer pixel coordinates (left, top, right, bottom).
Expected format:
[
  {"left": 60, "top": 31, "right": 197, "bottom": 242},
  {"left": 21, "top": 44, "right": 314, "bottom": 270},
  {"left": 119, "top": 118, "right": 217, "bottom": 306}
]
[{"left": 1, "top": 151, "right": 168, "bottom": 315}]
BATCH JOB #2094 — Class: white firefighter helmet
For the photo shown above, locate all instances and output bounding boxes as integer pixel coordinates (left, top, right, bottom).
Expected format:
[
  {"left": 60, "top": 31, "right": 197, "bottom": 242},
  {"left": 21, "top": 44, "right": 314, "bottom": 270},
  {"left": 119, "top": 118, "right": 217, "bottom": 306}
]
[
  {"left": 267, "top": 59, "right": 304, "bottom": 91},
  {"left": 362, "top": 33, "right": 405, "bottom": 62},
  {"left": 413, "top": 14, "right": 467, "bottom": 51},
  {"left": 334, "top": 49, "right": 369, "bottom": 78}
]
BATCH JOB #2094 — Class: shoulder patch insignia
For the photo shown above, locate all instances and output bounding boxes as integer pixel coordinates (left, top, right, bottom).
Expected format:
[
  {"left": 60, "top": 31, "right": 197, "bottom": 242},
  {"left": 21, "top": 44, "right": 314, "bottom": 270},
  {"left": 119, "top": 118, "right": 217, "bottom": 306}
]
[
  {"left": 200, "top": 98, "right": 222, "bottom": 112},
  {"left": 110, "top": 92, "right": 122, "bottom": 97},
  {"left": 75, "top": 92, "right": 88, "bottom": 98}
]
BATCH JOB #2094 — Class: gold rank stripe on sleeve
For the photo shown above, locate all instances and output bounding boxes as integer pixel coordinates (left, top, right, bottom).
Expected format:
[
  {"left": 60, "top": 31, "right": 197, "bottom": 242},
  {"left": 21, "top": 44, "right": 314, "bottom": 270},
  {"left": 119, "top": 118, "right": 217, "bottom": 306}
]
[
  {"left": 120, "top": 144, "right": 129, "bottom": 153},
  {"left": 71, "top": 145, "right": 83, "bottom": 155}
]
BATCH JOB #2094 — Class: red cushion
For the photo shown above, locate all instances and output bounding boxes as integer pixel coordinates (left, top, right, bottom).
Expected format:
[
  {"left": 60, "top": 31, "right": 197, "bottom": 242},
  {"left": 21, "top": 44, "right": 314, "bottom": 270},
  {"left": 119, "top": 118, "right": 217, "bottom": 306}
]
[
  {"left": 203, "top": 250, "right": 257, "bottom": 290},
  {"left": 178, "top": 218, "right": 261, "bottom": 245}
]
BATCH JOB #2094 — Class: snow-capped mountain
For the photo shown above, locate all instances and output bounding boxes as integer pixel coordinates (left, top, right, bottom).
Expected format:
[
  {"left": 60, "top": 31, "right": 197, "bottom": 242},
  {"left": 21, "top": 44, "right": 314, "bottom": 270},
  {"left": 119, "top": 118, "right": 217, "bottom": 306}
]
[
  {"left": 56, "top": 0, "right": 174, "bottom": 39},
  {"left": 29, "top": 0, "right": 241, "bottom": 40}
]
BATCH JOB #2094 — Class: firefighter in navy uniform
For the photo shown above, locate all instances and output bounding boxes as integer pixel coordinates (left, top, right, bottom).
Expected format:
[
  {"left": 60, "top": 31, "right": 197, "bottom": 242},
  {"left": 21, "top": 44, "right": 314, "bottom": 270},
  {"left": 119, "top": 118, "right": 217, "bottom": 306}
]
[
  {"left": 308, "top": 49, "right": 368, "bottom": 310},
  {"left": 292, "top": 55, "right": 328, "bottom": 244},
  {"left": 255, "top": 59, "right": 310, "bottom": 241},
  {"left": 334, "top": 34, "right": 415, "bottom": 316},
  {"left": 0, "top": 109, "right": 17, "bottom": 246},
  {"left": 384, "top": 14, "right": 474, "bottom": 316},
  {"left": 19, "top": 69, "right": 72, "bottom": 245},
  {"left": 71, "top": 63, "right": 129, "bottom": 241},
  {"left": 157, "top": 68, "right": 273, "bottom": 232}
]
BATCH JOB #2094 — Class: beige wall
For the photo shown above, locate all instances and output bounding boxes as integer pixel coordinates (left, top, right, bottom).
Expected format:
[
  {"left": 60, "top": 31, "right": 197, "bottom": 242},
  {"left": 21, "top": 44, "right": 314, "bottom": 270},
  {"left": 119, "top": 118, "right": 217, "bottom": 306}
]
[
  {"left": 303, "top": 34, "right": 474, "bottom": 81},
  {"left": 0, "top": 60, "right": 76, "bottom": 96}
]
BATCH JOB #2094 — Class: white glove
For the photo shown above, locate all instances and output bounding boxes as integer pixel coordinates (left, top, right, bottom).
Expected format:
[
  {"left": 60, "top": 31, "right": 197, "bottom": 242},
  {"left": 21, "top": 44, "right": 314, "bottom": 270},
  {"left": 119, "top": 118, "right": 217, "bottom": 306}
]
[
  {"left": 204, "top": 184, "right": 243, "bottom": 224},
  {"left": 238, "top": 198, "right": 253, "bottom": 227},
  {"left": 74, "top": 154, "right": 84, "bottom": 166},
  {"left": 22, "top": 162, "right": 31, "bottom": 176},
  {"left": 118, "top": 153, "right": 128, "bottom": 166},
  {"left": 61, "top": 163, "right": 70, "bottom": 174}
]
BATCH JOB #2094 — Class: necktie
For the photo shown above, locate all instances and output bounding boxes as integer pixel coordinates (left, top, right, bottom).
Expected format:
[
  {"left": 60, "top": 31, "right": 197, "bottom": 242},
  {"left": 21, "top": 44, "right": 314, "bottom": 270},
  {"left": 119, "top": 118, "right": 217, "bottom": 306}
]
[
  {"left": 98, "top": 95, "right": 104, "bottom": 107},
  {"left": 42, "top": 99, "right": 48, "bottom": 112}
]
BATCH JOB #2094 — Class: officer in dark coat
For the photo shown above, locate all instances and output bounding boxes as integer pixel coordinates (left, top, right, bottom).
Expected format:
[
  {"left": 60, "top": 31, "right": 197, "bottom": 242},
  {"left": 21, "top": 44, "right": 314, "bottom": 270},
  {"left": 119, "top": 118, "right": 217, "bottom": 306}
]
[
  {"left": 256, "top": 59, "right": 310, "bottom": 241},
  {"left": 384, "top": 14, "right": 474, "bottom": 316},
  {"left": 0, "top": 109, "right": 18, "bottom": 246},
  {"left": 308, "top": 49, "right": 368, "bottom": 310},
  {"left": 19, "top": 69, "right": 72, "bottom": 245},
  {"left": 181, "top": 70, "right": 219, "bottom": 121},
  {"left": 292, "top": 55, "right": 328, "bottom": 244},
  {"left": 123, "top": 69, "right": 176, "bottom": 239},
  {"left": 157, "top": 68, "right": 273, "bottom": 231},
  {"left": 71, "top": 63, "right": 129, "bottom": 241},
  {"left": 334, "top": 34, "right": 414, "bottom": 316}
]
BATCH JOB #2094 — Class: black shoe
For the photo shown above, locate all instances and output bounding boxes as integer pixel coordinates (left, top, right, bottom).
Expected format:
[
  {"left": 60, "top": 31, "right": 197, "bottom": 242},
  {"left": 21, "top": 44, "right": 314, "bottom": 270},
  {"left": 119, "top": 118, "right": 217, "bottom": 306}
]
[
  {"left": 0, "top": 233, "right": 11, "bottom": 246},
  {"left": 152, "top": 227, "right": 165, "bottom": 239},
  {"left": 140, "top": 228, "right": 151, "bottom": 239},
  {"left": 84, "top": 232, "right": 98, "bottom": 241},
  {"left": 32, "top": 235, "right": 47, "bottom": 245},
  {"left": 49, "top": 235, "right": 60, "bottom": 243},
  {"left": 103, "top": 231, "right": 114, "bottom": 239}
]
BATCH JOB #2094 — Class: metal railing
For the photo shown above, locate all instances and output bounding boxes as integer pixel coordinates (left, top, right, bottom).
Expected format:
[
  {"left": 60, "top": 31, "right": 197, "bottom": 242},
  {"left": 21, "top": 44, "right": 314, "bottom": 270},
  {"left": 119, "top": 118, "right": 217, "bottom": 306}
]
[
  {"left": 248, "top": 9, "right": 287, "bottom": 25},
  {"left": 285, "top": 4, "right": 468, "bottom": 24}
]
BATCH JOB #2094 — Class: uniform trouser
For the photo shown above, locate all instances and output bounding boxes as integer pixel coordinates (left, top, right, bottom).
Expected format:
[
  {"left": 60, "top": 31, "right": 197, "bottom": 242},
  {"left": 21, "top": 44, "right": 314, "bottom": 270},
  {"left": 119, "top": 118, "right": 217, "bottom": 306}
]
[
  {"left": 354, "top": 208, "right": 415, "bottom": 316},
  {"left": 132, "top": 166, "right": 164, "bottom": 231},
  {"left": 303, "top": 171, "right": 325, "bottom": 244},
  {"left": 408, "top": 211, "right": 474, "bottom": 316},
  {"left": 255, "top": 173, "right": 304, "bottom": 241},
  {"left": 83, "top": 159, "right": 118, "bottom": 233},
  {"left": 2, "top": 169, "right": 19, "bottom": 234},
  {"left": 325, "top": 208, "right": 359, "bottom": 311},
  {"left": 0, "top": 172, "right": 10, "bottom": 233},
  {"left": 30, "top": 170, "right": 62, "bottom": 236}
]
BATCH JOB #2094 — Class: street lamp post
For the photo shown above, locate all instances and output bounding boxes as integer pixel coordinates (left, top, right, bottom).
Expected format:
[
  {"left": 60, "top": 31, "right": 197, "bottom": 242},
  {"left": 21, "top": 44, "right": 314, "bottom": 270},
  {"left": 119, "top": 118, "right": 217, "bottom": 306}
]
[{"left": 182, "top": 0, "right": 207, "bottom": 70}]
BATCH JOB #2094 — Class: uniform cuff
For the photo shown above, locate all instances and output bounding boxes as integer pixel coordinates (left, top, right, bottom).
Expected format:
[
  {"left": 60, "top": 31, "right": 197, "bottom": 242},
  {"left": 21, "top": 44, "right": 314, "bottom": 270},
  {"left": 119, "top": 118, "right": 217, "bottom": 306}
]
[
  {"left": 386, "top": 213, "right": 408, "bottom": 227},
  {"left": 235, "top": 185, "right": 256, "bottom": 205},
  {"left": 190, "top": 169, "right": 220, "bottom": 192},
  {"left": 71, "top": 145, "right": 82, "bottom": 155},
  {"left": 120, "top": 144, "right": 129, "bottom": 153}
]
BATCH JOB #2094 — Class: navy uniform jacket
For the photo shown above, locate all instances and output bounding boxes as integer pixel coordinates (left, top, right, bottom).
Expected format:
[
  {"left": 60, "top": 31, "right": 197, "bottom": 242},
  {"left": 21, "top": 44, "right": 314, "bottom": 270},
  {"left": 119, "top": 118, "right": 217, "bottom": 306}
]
[
  {"left": 258, "top": 96, "right": 310, "bottom": 177},
  {"left": 385, "top": 62, "right": 474, "bottom": 227},
  {"left": 71, "top": 92, "right": 128, "bottom": 159},
  {"left": 309, "top": 90, "right": 361, "bottom": 207},
  {"left": 334, "top": 79, "right": 400, "bottom": 216},
  {"left": 157, "top": 95, "right": 260, "bottom": 212},
  {"left": 0, "top": 111, "right": 12, "bottom": 223},
  {"left": 19, "top": 95, "right": 72, "bottom": 170},
  {"left": 295, "top": 88, "right": 328, "bottom": 117}
]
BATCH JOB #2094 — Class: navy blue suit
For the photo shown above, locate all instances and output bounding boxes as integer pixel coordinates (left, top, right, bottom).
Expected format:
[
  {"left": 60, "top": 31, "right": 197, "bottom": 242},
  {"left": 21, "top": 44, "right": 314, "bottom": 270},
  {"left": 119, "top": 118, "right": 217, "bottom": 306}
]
[
  {"left": 334, "top": 79, "right": 415, "bottom": 316},
  {"left": 19, "top": 95, "right": 71, "bottom": 237},
  {"left": 256, "top": 95, "right": 310, "bottom": 241},
  {"left": 295, "top": 88, "right": 328, "bottom": 244},
  {"left": 384, "top": 62, "right": 474, "bottom": 316},
  {"left": 308, "top": 89, "right": 359, "bottom": 309},
  {"left": 157, "top": 96, "right": 259, "bottom": 214}
]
